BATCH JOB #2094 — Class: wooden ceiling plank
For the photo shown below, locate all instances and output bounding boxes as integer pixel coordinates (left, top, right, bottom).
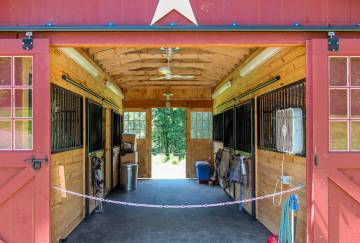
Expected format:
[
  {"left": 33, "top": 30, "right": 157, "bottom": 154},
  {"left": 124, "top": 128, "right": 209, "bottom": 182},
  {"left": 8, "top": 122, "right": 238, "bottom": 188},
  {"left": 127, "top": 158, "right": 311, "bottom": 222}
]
[{"left": 86, "top": 47, "right": 254, "bottom": 90}]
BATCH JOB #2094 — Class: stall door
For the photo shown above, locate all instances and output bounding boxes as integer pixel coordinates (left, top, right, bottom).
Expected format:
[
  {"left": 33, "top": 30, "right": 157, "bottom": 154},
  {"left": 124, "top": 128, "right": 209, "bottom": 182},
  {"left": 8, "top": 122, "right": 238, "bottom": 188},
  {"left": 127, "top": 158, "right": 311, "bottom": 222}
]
[
  {"left": 309, "top": 39, "right": 360, "bottom": 243},
  {"left": 111, "top": 111, "right": 122, "bottom": 189},
  {"left": 85, "top": 100, "right": 104, "bottom": 217},
  {"left": 0, "top": 39, "right": 50, "bottom": 243}
]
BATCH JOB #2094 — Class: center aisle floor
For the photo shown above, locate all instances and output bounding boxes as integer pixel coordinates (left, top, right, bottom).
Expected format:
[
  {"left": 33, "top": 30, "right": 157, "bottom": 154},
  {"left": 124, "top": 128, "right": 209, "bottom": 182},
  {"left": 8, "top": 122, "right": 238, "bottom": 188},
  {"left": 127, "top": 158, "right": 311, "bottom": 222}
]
[{"left": 66, "top": 179, "right": 270, "bottom": 243}]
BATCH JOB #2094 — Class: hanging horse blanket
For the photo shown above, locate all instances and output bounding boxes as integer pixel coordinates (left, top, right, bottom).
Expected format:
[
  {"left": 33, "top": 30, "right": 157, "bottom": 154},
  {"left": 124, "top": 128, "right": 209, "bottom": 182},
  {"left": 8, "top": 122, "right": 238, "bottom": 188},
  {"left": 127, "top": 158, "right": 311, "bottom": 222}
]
[
  {"left": 91, "top": 156, "right": 104, "bottom": 213},
  {"left": 218, "top": 149, "right": 231, "bottom": 189}
]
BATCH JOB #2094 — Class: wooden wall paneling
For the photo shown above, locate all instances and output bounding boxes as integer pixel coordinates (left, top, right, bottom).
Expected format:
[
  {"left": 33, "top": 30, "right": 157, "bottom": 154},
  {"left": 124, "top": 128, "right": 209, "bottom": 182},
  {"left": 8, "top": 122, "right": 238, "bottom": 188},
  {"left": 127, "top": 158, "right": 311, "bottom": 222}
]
[
  {"left": 137, "top": 138, "right": 150, "bottom": 178},
  {"left": 124, "top": 86, "right": 212, "bottom": 100},
  {"left": 214, "top": 47, "right": 306, "bottom": 113},
  {"left": 256, "top": 150, "right": 307, "bottom": 243},
  {"left": 50, "top": 48, "right": 123, "bottom": 113},
  {"left": 123, "top": 86, "right": 213, "bottom": 109},
  {"left": 51, "top": 149, "right": 84, "bottom": 243}
]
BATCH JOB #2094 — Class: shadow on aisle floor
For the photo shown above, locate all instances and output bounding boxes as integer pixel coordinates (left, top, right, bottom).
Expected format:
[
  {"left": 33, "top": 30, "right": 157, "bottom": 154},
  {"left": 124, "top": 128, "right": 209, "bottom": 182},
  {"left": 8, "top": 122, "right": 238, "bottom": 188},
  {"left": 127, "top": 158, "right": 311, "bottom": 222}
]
[{"left": 66, "top": 179, "right": 270, "bottom": 243}]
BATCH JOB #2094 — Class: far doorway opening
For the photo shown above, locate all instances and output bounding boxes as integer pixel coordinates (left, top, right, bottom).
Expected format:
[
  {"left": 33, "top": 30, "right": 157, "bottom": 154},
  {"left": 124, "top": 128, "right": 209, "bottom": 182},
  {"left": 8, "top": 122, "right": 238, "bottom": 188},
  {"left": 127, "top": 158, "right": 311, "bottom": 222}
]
[{"left": 151, "top": 108, "right": 186, "bottom": 179}]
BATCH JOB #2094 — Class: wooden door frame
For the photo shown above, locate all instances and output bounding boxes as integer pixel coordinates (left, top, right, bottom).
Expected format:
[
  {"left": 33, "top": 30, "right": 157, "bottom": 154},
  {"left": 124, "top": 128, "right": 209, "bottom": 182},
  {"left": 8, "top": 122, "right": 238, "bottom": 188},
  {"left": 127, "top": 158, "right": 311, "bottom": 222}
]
[
  {"left": 110, "top": 109, "right": 114, "bottom": 190},
  {"left": 123, "top": 108, "right": 152, "bottom": 178},
  {"left": 305, "top": 40, "right": 314, "bottom": 243},
  {"left": 110, "top": 109, "right": 122, "bottom": 190}
]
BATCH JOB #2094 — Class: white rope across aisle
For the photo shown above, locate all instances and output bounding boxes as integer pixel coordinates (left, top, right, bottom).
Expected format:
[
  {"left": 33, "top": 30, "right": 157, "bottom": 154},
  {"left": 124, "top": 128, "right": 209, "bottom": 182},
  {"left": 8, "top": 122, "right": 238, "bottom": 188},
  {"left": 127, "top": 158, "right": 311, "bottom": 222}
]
[{"left": 52, "top": 184, "right": 305, "bottom": 209}]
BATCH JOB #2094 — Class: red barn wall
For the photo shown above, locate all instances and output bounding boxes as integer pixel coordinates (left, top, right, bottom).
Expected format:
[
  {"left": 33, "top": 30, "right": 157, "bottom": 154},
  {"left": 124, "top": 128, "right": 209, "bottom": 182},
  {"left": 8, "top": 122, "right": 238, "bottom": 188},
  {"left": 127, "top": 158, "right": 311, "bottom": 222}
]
[{"left": 0, "top": 0, "right": 360, "bottom": 26}]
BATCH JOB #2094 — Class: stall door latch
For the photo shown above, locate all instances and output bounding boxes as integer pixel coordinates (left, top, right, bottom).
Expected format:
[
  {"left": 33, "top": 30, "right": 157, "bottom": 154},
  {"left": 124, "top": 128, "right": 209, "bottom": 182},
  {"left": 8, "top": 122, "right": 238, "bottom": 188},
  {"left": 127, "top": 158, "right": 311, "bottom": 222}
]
[
  {"left": 24, "top": 155, "right": 48, "bottom": 171},
  {"left": 22, "top": 32, "right": 33, "bottom": 50},
  {"left": 328, "top": 32, "right": 339, "bottom": 52}
]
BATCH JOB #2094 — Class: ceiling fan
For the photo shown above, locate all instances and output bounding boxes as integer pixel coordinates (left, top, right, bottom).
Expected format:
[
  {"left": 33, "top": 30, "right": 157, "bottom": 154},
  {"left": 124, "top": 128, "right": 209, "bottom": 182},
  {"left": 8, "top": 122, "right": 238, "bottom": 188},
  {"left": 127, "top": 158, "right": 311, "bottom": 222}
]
[
  {"left": 150, "top": 48, "right": 195, "bottom": 81},
  {"left": 163, "top": 86, "right": 174, "bottom": 108}
]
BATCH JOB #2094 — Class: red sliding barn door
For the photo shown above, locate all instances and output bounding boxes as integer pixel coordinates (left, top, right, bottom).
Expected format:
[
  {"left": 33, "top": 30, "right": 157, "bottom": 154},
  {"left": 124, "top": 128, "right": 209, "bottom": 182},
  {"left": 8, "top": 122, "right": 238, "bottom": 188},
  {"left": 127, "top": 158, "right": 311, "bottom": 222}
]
[
  {"left": 308, "top": 39, "right": 360, "bottom": 243},
  {"left": 0, "top": 39, "right": 50, "bottom": 243}
]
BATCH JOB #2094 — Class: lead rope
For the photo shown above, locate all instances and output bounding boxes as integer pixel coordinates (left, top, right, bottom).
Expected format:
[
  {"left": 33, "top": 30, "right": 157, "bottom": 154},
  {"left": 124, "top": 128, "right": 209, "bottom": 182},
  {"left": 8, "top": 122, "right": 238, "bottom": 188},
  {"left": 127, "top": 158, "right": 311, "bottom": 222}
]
[
  {"left": 279, "top": 194, "right": 299, "bottom": 243},
  {"left": 52, "top": 184, "right": 304, "bottom": 209},
  {"left": 279, "top": 197, "right": 292, "bottom": 243}
]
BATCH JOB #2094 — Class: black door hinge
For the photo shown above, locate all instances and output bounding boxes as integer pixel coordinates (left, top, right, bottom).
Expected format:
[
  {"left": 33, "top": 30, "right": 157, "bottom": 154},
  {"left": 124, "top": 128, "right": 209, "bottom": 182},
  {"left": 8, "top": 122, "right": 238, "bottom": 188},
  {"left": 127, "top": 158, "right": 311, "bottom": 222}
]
[
  {"left": 22, "top": 32, "right": 33, "bottom": 50},
  {"left": 24, "top": 155, "right": 48, "bottom": 171},
  {"left": 328, "top": 32, "right": 339, "bottom": 52}
]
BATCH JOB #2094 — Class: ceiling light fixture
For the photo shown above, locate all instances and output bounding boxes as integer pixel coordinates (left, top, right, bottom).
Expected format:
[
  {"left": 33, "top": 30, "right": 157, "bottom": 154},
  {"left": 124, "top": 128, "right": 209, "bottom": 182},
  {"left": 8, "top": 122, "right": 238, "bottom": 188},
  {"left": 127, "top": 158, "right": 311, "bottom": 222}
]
[
  {"left": 59, "top": 48, "right": 99, "bottom": 78},
  {"left": 106, "top": 81, "right": 124, "bottom": 99},
  {"left": 239, "top": 47, "right": 283, "bottom": 77},
  {"left": 212, "top": 81, "right": 232, "bottom": 99}
]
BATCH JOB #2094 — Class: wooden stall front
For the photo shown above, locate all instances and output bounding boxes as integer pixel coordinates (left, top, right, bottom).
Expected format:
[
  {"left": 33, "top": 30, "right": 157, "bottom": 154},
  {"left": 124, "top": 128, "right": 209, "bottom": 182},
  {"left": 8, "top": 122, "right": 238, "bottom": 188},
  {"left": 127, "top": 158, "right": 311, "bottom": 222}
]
[
  {"left": 50, "top": 48, "right": 123, "bottom": 242},
  {"left": 213, "top": 46, "right": 307, "bottom": 242}
]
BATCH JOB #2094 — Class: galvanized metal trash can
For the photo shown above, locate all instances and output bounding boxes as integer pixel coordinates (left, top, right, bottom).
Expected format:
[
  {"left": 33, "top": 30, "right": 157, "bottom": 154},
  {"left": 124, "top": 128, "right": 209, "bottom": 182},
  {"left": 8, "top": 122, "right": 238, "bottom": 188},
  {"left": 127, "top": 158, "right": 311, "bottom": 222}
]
[{"left": 120, "top": 163, "right": 138, "bottom": 191}]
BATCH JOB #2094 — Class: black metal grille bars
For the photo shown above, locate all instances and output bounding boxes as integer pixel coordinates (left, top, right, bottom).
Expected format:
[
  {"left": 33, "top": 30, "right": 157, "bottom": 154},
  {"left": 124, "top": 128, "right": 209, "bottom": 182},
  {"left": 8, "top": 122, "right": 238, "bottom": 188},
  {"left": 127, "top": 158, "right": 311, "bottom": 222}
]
[
  {"left": 257, "top": 79, "right": 306, "bottom": 152},
  {"left": 51, "top": 85, "right": 83, "bottom": 153}
]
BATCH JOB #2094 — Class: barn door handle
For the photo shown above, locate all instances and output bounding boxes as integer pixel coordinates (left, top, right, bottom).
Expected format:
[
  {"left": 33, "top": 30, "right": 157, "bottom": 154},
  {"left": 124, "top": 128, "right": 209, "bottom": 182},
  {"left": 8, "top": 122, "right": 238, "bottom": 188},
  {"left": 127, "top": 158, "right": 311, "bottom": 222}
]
[
  {"left": 24, "top": 156, "right": 48, "bottom": 171},
  {"left": 314, "top": 154, "right": 320, "bottom": 167}
]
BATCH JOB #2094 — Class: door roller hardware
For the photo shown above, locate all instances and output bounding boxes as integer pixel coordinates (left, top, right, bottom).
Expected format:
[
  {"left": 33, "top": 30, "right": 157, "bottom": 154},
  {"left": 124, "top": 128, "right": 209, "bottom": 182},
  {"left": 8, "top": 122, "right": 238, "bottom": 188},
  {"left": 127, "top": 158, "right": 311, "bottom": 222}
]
[
  {"left": 328, "top": 32, "right": 339, "bottom": 52},
  {"left": 22, "top": 32, "right": 33, "bottom": 50},
  {"left": 24, "top": 155, "right": 48, "bottom": 171}
]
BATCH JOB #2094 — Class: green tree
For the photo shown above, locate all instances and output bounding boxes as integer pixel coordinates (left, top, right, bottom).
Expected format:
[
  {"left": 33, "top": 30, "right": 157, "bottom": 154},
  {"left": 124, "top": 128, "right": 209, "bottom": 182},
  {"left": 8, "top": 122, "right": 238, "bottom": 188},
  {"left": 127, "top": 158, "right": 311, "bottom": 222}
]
[{"left": 152, "top": 108, "right": 186, "bottom": 162}]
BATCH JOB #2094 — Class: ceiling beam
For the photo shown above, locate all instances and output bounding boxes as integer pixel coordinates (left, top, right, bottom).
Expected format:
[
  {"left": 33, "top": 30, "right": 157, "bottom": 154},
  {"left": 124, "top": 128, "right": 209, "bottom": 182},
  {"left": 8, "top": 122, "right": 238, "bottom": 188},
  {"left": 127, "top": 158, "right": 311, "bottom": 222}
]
[
  {"left": 106, "top": 63, "right": 233, "bottom": 74},
  {"left": 119, "top": 81, "right": 216, "bottom": 87},
  {"left": 95, "top": 53, "right": 243, "bottom": 64},
  {"left": 113, "top": 75, "right": 221, "bottom": 83}
]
